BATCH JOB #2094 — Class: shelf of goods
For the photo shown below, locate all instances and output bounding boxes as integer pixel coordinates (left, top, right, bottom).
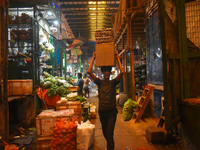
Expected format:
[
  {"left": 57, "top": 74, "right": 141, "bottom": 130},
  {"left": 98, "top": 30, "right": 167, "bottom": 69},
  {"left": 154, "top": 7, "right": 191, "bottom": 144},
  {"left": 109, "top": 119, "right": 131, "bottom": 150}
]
[
  {"left": 8, "top": 7, "right": 40, "bottom": 87},
  {"left": 135, "top": 65, "right": 146, "bottom": 90},
  {"left": 134, "top": 49, "right": 147, "bottom": 91}
]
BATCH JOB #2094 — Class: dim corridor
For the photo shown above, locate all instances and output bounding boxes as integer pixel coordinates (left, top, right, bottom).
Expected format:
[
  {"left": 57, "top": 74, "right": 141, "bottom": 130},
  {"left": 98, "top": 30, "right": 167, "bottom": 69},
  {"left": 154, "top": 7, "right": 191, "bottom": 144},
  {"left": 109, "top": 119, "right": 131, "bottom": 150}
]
[{"left": 86, "top": 89, "right": 182, "bottom": 150}]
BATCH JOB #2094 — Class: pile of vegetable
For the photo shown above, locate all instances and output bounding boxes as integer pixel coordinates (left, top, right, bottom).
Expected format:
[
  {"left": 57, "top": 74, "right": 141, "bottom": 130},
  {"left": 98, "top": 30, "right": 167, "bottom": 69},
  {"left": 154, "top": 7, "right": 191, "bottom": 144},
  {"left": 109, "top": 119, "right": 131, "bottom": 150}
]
[
  {"left": 66, "top": 77, "right": 74, "bottom": 85},
  {"left": 67, "top": 95, "right": 86, "bottom": 103},
  {"left": 50, "top": 118, "right": 77, "bottom": 150},
  {"left": 66, "top": 93, "right": 86, "bottom": 102},
  {"left": 122, "top": 98, "right": 138, "bottom": 121},
  {"left": 40, "top": 71, "right": 72, "bottom": 97}
]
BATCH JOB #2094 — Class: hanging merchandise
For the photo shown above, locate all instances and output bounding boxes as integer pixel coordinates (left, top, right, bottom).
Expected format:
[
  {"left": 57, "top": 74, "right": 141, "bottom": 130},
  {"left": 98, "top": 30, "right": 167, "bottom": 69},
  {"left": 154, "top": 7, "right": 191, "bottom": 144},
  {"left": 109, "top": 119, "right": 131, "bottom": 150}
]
[
  {"left": 39, "top": 28, "right": 55, "bottom": 65},
  {"left": 71, "top": 46, "right": 82, "bottom": 55},
  {"left": 66, "top": 39, "right": 83, "bottom": 50},
  {"left": 8, "top": 7, "right": 40, "bottom": 86}
]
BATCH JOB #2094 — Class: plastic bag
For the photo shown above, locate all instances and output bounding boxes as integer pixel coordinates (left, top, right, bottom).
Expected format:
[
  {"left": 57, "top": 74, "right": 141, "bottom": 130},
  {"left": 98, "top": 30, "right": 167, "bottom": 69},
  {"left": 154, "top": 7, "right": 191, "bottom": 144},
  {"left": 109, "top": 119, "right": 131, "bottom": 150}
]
[
  {"left": 77, "top": 120, "right": 95, "bottom": 150},
  {"left": 122, "top": 99, "right": 138, "bottom": 121}
]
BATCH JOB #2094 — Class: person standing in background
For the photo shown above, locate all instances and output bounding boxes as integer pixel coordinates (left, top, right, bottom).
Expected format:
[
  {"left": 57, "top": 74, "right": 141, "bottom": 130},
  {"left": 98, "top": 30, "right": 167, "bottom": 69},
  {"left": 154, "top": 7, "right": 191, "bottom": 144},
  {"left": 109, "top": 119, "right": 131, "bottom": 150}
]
[
  {"left": 83, "top": 74, "right": 90, "bottom": 97},
  {"left": 73, "top": 73, "right": 84, "bottom": 96},
  {"left": 87, "top": 51, "right": 124, "bottom": 150}
]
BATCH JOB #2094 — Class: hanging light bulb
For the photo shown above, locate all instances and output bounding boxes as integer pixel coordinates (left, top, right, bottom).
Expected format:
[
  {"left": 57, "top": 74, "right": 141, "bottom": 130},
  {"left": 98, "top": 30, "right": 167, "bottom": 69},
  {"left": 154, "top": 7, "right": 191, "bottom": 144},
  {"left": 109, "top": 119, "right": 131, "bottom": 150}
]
[
  {"left": 54, "top": 20, "right": 59, "bottom": 25},
  {"left": 47, "top": 11, "right": 53, "bottom": 16}
]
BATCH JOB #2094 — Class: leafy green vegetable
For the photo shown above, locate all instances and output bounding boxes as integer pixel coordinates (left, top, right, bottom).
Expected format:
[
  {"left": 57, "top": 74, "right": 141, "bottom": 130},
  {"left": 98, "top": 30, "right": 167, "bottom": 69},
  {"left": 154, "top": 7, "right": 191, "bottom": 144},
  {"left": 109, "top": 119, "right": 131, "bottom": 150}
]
[
  {"left": 122, "top": 99, "right": 137, "bottom": 121},
  {"left": 47, "top": 84, "right": 58, "bottom": 97},
  {"left": 67, "top": 95, "right": 86, "bottom": 103},
  {"left": 40, "top": 79, "right": 44, "bottom": 86},
  {"left": 43, "top": 71, "right": 53, "bottom": 78},
  {"left": 43, "top": 81, "right": 53, "bottom": 89},
  {"left": 116, "top": 88, "right": 120, "bottom": 94}
]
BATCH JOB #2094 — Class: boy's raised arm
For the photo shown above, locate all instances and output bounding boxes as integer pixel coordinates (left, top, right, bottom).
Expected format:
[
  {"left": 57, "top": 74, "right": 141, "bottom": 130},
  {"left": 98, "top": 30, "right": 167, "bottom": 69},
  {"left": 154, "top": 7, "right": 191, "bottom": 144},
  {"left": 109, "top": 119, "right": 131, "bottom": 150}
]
[
  {"left": 87, "top": 52, "right": 97, "bottom": 81},
  {"left": 115, "top": 50, "right": 124, "bottom": 82}
]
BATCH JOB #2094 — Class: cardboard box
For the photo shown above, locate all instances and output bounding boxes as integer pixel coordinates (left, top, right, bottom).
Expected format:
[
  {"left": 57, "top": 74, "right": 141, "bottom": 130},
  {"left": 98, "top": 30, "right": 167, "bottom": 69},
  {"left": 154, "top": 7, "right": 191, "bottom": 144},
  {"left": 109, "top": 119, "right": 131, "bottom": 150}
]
[
  {"left": 36, "top": 109, "right": 74, "bottom": 137},
  {"left": 95, "top": 42, "right": 116, "bottom": 67},
  {"left": 68, "top": 86, "right": 79, "bottom": 91},
  {"left": 56, "top": 101, "right": 82, "bottom": 124},
  {"left": 146, "top": 126, "right": 167, "bottom": 143}
]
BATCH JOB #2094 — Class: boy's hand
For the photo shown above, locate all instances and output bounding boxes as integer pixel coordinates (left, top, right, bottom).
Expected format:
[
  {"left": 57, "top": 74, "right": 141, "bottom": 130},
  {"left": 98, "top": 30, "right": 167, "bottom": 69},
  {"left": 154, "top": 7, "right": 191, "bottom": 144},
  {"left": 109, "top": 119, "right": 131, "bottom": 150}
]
[
  {"left": 93, "top": 52, "right": 96, "bottom": 58},
  {"left": 115, "top": 50, "right": 119, "bottom": 58}
]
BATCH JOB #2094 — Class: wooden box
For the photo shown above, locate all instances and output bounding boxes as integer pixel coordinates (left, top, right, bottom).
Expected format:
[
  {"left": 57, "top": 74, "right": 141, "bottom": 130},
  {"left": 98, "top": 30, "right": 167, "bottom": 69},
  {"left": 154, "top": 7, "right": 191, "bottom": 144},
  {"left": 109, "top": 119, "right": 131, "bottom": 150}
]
[
  {"left": 68, "top": 86, "right": 79, "bottom": 92},
  {"left": 146, "top": 126, "right": 166, "bottom": 143},
  {"left": 36, "top": 109, "right": 74, "bottom": 137},
  {"left": 8, "top": 80, "right": 33, "bottom": 96},
  {"left": 56, "top": 101, "right": 82, "bottom": 123},
  {"left": 95, "top": 42, "right": 116, "bottom": 67}
]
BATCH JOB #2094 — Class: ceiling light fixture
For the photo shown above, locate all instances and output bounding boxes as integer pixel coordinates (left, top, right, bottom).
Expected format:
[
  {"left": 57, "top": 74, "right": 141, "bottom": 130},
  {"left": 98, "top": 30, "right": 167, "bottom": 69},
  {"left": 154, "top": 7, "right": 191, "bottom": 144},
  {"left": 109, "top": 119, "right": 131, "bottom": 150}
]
[
  {"left": 98, "top": 8, "right": 105, "bottom": 10},
  {"left": 89, "top": 1, "right": 106, "bottom": 4},
  {"left": 54, "top": 20, "right": 59, "bottom": 25},
  {"left": 89, "top": 1, "right": 96, "bottom": 4},
  {"left": 89, "top": 7, "right": 105, "bottom": 10},
  {"left": 98, "top": 1, "right": 106, "bottom": 4},
  {"left": 89, "top": 8, "right": 96, "bottom": 10},
  {"left": 47, "top": 11, "right": 53, "bottom": 16}
]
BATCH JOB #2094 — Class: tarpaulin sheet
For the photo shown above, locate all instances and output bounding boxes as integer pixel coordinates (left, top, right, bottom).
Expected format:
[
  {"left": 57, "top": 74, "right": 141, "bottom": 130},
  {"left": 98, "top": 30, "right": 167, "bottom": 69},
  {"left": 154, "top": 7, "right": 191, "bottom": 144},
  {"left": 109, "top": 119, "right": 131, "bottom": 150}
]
[
  {"left": 66, "top": 39, "right": 83, "bottom": 50},
  {"left": 37, "top": 87, "right": 60, "bottom": 107}
]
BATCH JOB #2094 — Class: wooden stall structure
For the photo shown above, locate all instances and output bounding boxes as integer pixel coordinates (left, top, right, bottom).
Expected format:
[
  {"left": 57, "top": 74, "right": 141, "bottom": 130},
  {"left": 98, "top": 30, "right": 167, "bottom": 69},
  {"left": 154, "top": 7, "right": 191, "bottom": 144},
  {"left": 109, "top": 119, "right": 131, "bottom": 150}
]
[
  {"left": 0, "top": 0, "right": 9, "bottom": 142},
  {"left": 0, "top": 1, "right": 36, "bottom": 142},
  {"left": 113, "top": 0, "right": 149, "bottom": 100}
]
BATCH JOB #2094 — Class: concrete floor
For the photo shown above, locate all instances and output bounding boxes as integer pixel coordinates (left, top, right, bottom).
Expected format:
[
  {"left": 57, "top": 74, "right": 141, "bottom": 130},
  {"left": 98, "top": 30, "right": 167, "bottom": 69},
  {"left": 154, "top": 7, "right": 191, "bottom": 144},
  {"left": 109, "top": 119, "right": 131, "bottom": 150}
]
[
  {"left": 24, "top": 90, "right": 182, "bottom": 150},
  {"left": 86, "top": 90, "right": 182, "bottom": 150}
]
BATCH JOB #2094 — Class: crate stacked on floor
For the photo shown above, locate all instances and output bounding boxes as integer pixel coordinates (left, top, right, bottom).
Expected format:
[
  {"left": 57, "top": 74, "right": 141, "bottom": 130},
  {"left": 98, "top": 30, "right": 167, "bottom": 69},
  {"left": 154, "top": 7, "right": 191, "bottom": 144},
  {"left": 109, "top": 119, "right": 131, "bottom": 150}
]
[
  {"left": 56, "top": 101, "right": 82, "bottom": 124},
  {"left": 95, "top": 28, "right": 114, "bottom": 44},
  {"left": 36, "top": 109, "right": 77, "bottom": 150}
]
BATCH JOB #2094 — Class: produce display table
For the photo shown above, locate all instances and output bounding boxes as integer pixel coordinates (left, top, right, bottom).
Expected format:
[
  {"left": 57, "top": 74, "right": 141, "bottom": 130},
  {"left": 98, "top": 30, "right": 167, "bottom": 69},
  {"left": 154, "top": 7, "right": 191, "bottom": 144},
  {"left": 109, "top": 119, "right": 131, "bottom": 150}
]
[
  {"left": 36, "top": 86, "right": 79, "bottom": 108},
  {"left": 37, "top": 87, "right": 60, "bottom": 107}
]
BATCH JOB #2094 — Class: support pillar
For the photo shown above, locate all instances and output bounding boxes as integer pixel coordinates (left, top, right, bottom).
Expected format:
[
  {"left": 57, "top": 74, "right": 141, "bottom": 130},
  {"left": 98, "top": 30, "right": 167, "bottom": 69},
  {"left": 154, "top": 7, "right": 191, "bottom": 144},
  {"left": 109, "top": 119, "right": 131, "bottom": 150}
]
[
  {"left": 122, "top": 35, "right": 126, "bottom": 93},
  {"left": 130, "top": 17, "right": 136, "bottom": 101}
]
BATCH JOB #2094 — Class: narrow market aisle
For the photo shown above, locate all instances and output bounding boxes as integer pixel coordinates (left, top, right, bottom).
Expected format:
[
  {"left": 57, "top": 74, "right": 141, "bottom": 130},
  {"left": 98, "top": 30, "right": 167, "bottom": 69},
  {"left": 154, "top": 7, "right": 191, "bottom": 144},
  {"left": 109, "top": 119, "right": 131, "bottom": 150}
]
[{"left": 86, "top": 90, "right": 182, "bottom": 150}]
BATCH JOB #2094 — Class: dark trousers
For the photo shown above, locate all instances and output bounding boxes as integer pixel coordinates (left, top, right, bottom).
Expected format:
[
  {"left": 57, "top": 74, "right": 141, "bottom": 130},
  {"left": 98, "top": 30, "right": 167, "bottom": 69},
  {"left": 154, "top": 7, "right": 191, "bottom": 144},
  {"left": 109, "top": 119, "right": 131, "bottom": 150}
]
[{"left": 99, "top": 109, "right": 118, "bottom": 150}]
